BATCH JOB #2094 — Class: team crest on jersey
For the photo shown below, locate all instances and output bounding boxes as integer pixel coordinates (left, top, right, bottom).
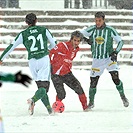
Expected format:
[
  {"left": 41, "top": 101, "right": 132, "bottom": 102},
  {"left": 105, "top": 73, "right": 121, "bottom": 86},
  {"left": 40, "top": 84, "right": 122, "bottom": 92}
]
[{"left": 95, "top": 36, "right": 104, "bottom": 44}]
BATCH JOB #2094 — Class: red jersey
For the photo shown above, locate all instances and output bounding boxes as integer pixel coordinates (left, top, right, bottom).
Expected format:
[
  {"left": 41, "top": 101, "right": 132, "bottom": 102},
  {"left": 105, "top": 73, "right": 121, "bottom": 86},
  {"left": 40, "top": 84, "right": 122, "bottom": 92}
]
[{"left": 50, "top": 41, "right": 79, "bottom": 75}]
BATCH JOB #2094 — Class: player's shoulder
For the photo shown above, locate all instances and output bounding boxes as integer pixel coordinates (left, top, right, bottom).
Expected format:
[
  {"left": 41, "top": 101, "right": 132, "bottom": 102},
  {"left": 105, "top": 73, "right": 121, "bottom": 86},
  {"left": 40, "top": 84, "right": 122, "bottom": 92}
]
[
  {"left": 58, "top": 41, "right": 69, "bottom": 49},
  {"left": 84, "top": 25, "right": 96, "bottom": 33},
  {"left": 106, "top": 25, "right": 116, "bottom": 31}
]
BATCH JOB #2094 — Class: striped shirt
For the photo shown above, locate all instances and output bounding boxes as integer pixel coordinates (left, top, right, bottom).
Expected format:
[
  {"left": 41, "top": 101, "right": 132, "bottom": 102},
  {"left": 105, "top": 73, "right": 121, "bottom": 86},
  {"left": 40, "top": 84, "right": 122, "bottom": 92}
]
[{"left": 81, "top": 25, "right": 123, "bottom": 59}]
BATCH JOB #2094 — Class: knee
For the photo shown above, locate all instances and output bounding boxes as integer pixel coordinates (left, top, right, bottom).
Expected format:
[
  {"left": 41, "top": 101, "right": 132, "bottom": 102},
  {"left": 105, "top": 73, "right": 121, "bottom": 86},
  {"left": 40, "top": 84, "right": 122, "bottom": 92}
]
[
  {"left": 109, "top": 71, "right": 120, "bottom": 85},
  {"left": 90, "top": 76, "right": 99, "bottom": 88},
  {"left": 35, "top": 81, "right": 50, "bottom": 92},
  {"left": 71, "top": 81, "right": 84, "bottom": 95},
  {"left": 57, "top": 90, "right": 66, "bottom": 100},
  {"left": 74, "top": 87, "right": 84, "bottom": 95}
]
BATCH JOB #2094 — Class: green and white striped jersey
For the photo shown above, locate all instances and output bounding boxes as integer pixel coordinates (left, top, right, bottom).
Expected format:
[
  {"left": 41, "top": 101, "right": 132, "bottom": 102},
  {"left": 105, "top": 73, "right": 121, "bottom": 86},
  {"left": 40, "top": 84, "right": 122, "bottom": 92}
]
[
  {"left": 0, "top": 26, "right": 57, "bottom": 60},
  {"left": 81, "top": 25, "right": 123, "bottom": 59}
]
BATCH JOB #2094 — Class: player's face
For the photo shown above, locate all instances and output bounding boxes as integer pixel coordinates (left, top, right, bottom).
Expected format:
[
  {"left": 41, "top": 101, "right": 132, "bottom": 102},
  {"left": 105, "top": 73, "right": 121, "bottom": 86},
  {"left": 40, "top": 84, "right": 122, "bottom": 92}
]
[
  {"left": 95, "top": 17, "right": 105, "bottom": 28},
  {"left": 71, "top": 36, "right": 81, "bottom": 49}
]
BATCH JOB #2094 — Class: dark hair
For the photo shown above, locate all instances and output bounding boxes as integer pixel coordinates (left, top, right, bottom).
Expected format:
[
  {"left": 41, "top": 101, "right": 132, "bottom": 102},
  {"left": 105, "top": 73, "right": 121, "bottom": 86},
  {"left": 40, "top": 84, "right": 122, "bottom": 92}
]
[
  {"left": 95, "top": 12, "right": 105, "bottom": 19},
  {"left": 71, "top": 30, "right": 83, "bottom": 41},
  {"left": 25, "top": 13, "right": 37, "bottom": 26}
]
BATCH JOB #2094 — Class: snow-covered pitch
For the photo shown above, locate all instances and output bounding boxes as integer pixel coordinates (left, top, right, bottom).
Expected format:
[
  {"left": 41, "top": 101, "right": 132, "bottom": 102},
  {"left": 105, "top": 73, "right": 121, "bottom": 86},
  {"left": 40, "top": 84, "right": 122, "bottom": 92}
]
[{"left": 0, "top": 65, "right": 132, "bottom": 132}]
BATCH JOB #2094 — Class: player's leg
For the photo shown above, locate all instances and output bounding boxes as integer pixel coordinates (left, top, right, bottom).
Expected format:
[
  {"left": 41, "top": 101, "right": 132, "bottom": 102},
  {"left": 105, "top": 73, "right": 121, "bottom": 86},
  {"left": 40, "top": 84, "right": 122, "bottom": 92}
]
[
  {"left": 89, "top": 59, "right": 104, "bottom": 109},
  {"left": 28, "top": 56, "right": 53, "bottom": 115},
  {"left": 109, "top": 71, "right": 129, "bottom": 107},
  {"left": 89, "top": 76, "right": 99, "bottom": 109},
  {"left": 107, "top": 58, "right": 129, "bottom": 107},
  {"left": 35, "top": 81, "right": 53, "bottom": 114},
  {"left": 51, "top": 74, "right": 66, "bottom": 101},
  {"left": 63, "top": 72, "right": 88, "bottom": 111}
]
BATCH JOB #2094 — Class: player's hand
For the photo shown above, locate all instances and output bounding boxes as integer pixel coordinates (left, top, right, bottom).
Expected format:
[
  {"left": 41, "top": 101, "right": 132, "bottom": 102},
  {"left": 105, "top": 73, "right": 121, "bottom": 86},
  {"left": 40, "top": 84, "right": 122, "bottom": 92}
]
[
  {"left": 109, "top": 51, "right": 117, "bottom": 62},
  {"left": 15, "top": 71, "right": 32, "bottom": 87},
  {"left": 83, "top": 37, "right": 93, "bottom": 45}
]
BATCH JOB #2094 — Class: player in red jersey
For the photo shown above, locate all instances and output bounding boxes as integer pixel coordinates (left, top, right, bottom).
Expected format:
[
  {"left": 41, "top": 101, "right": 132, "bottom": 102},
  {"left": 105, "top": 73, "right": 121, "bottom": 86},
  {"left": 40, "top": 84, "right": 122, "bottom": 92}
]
[{"left": 50, "top": 31, "right": 88, "bottom": 111}]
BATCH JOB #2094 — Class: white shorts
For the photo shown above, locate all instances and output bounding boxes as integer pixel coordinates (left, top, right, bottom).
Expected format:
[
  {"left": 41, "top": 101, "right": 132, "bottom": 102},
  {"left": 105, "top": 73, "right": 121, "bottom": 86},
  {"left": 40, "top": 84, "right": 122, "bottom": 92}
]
[
  {"left": 29, "top": 55, "right": 51, "bottom": 81},
  {"left": 90, "top": 57, "right": 119, "bottom": 77}
]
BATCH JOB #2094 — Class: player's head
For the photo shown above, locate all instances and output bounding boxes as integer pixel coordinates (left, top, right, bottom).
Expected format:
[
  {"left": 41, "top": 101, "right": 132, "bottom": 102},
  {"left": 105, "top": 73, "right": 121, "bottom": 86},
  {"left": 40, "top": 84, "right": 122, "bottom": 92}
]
[
  {"left": 95, "top": 12, "right": 105, "bottom": 19},
  {"left": 95, "top": 12, "right": 105, "bottom": 28},
  {"left": 25, "top": 13, "right": 37, "bottom": 26},
  {"left": 71, "top": 30, "right": 83, "bottom": 41},
  {"left": 70, "top": 30, "right": 83, "bottom": 48}
]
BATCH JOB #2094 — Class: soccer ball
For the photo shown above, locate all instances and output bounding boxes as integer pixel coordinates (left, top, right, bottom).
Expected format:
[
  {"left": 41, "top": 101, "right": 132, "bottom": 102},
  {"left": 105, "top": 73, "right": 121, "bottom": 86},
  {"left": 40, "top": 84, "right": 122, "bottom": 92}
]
[{"left": 52, "top": 101, "right": 65, "bottom": 113}]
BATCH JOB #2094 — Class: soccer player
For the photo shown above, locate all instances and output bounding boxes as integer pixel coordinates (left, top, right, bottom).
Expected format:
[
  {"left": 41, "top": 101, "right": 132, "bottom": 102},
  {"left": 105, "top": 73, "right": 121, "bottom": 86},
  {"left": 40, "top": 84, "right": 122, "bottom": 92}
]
[
  {"left": 80, "top": 11, "right": 129, "bottom": 109},
  {"left": 50, "top": 31, "right": 88, "bottom": 111},
  {"left": 0, "top": 13, "right": 57, "bottom": 115}
]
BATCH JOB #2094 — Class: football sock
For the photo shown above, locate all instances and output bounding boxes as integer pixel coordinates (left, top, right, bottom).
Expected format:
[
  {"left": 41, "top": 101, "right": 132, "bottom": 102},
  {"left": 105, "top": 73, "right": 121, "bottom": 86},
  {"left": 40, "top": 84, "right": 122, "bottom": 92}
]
[
  {"left": 41, "top": 94, "right": 51, "bottom": 108},
  {"left": 116, "top": 80, "right": 125, "bottom": 96},
  {"left": 89, "top": 88, "right": 96, "bottom": 102},
  {"left": 78, "top": 93, "right": 87, "bottom": 109},
  {"left": 32, "top": 87, "right": 47, "bottom": 103}
]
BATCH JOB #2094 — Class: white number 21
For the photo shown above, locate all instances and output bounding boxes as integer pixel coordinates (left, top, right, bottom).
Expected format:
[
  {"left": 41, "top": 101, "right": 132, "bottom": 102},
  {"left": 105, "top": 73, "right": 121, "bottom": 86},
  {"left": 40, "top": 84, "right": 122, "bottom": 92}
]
[{"left": 28, "top": 34, "right": 44, "bottom": 51}]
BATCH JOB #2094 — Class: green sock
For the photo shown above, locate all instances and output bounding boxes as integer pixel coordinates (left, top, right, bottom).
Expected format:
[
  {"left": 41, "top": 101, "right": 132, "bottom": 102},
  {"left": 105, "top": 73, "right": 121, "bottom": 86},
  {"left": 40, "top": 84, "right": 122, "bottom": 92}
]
[
  {"left": 116, "top": 80, "right": 124, "bottom": 96},
  {"left": 89, "top": 88, "right": 96, "bottom": 102},
  {"left": 32, "top": 88, "right": 47, "bottom": 103},
  {"left": 41, "top": 94, "right": 51, "bottom": 109}
]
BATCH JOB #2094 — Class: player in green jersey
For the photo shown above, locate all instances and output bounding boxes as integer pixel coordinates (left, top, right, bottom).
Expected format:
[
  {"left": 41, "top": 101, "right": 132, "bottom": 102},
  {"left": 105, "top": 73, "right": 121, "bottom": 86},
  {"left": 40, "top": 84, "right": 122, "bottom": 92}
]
[
  {"left": 0, "top": 13, "right": 57, "bottom": 115},
  {"left": 80, "top": 11, "right": 129, "bottom": 109}
]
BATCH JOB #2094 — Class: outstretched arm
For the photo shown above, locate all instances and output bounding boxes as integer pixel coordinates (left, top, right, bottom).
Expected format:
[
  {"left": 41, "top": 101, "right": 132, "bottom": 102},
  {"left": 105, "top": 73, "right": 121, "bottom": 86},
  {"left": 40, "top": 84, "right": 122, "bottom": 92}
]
[{"left": 0, "top": 33, "right": 23, "bottom": 62}]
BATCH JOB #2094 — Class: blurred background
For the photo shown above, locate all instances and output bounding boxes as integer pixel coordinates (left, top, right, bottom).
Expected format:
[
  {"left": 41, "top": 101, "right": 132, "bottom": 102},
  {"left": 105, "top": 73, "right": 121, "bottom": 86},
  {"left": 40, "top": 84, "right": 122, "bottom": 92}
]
[
  {"left": 0, "top": 0, "right": 133, "bottom": 68},
  {"left": 0, "top": 0, "right": 133, "bottom": 10}
]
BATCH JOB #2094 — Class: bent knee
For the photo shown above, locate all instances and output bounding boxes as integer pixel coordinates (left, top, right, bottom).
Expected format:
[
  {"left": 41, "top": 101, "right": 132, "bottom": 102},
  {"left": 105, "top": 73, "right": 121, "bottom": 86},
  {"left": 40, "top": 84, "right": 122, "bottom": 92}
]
[
  {"left": 109, "top": 71, "right": 120, "bottom": 85},
  {"left": 57, "top": 90, "right": 66, "bottom": 100}
]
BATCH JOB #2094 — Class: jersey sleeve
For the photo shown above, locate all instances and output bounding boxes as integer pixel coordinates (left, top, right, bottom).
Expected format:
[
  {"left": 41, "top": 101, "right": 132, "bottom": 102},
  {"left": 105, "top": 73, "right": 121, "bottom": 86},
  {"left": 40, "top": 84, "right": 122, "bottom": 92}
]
[
  {"left": 80, "top": 26, "right": 95, "bottom": 37},
  {"left": 0, "top": 33, "right": 23, "bottom": 61},
  {"left": 46, "top": 29, "right": 57, "bottom": 50},
  {"left": 111, "top": 28, "right": 124, "bottom": 53},
  {"left": 0, "top": 73, "right": 15, "bottom": 82}
]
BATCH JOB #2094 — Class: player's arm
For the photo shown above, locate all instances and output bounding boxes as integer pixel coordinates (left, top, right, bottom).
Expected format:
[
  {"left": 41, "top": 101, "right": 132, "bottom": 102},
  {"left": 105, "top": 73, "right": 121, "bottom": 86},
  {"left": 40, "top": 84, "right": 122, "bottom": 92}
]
[
  {"left": 83, "top": 37, "right": 93, "bottom": 45},
  {"left": 46, "top": 29, "right": 57, "bottom": 50},
  {"left": 111, "top": 28, "right": 124, "bottom": 53},
  {"left": 80, "top": 27, "right": 93, "bottom": 45},
  {"left": 110, "top": 28, "right": 124, "bottom": 62},
  {"left": 0, "top": 33, "right": 23, "bottom": 62}
]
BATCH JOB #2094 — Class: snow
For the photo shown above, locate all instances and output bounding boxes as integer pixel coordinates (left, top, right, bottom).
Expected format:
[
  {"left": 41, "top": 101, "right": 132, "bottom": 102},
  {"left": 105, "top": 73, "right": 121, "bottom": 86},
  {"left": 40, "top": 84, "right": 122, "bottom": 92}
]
[
  {"left": 0, "top": 15, "right": 133, "bottom": 19},
  {"left": 1, "top": 8, "right": 132, "bottom": 12},
  {"left": 0, "top": 6, "right": 133, "bottom": 132},
  {"left": 0, "top": 65, "right": 133, "bottom": 132}
]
